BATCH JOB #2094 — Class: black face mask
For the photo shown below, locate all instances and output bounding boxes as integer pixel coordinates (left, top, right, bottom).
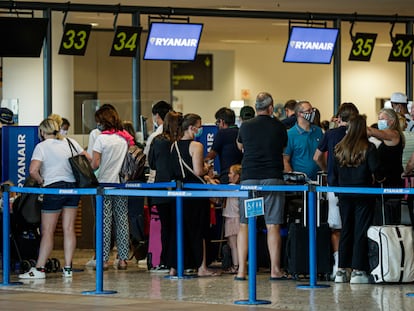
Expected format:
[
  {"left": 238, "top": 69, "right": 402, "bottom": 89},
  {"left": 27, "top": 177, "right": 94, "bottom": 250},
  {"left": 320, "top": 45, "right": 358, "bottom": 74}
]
[{"left": 302, "top": 109, "right": 316, "bottom": 123}]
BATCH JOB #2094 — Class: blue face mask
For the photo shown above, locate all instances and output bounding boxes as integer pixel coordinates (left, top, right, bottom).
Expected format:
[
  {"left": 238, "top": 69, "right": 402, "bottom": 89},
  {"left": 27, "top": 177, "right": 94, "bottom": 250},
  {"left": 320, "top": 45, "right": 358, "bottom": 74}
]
[
  {"left": 194, "top": 127, "right": 203, "bottom": 138},
  {"left": 97, "top": 124, "right": 104, "bottom": 131},
  {"left": 378, "top": 119, "right": 389, "bottom": 130}
]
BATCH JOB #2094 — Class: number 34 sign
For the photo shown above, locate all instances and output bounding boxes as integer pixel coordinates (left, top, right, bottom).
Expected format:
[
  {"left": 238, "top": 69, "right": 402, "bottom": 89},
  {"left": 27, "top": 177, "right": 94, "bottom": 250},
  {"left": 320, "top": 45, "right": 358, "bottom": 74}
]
[{"left": 110, "top": 26, "right": 142, "bottom": 57}]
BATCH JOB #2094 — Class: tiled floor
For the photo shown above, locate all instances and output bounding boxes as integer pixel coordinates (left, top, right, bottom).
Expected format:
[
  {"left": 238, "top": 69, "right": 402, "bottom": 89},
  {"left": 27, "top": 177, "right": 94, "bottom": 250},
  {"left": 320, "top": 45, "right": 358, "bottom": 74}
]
[{"left": 2, "top": 249, "right": 414, "bottom": 311}]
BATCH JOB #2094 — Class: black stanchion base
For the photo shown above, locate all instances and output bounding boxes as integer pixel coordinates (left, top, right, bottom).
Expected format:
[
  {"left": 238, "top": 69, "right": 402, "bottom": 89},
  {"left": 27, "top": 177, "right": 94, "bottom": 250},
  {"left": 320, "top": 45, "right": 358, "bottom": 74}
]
[
  {"left": 0, "top": 282, "right": 23, "bottom": 286},
  {"left": 297, "top": 284, "right": 330, "bottom": 289},
  {"left": 82, "top": 290, "right": 117, "bottom": 295},
  {"left": 234, "top": 299, "right": 271, "bottom": 305}
]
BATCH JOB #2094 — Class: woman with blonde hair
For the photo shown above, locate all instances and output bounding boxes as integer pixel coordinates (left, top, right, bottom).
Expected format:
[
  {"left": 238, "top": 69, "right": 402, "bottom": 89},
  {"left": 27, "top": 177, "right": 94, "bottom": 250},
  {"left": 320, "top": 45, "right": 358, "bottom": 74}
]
[
  {"left": 19, "top": 118, "right": 89, "bottom": 279},
  {"left": 368, "top": 108, "right": 404, "bottom": 224}
]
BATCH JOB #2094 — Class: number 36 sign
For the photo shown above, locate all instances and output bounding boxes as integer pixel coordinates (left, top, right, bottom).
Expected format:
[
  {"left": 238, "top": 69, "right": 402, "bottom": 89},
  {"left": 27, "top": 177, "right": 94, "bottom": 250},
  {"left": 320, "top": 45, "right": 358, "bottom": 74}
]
[{"left": 388, "top": 34, "right": 414, "bottom": 62}]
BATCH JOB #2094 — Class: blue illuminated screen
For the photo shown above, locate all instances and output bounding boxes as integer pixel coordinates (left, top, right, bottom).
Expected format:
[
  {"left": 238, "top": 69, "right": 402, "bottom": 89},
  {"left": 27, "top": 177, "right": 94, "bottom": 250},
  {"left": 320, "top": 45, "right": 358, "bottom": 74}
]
[
  {"left": 144, "top": 22, "right": 203, "bottom": 61},
  {"left": 283, "top": 27, "right": 339, "bottom": 64}
]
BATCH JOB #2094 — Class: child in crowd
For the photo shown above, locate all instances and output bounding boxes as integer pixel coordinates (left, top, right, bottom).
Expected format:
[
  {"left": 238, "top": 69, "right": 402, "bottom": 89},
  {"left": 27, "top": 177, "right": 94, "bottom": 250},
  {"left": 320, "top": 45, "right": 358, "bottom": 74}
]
[{"left": 222, "top": 164, "right": 241, "bottom": 274}]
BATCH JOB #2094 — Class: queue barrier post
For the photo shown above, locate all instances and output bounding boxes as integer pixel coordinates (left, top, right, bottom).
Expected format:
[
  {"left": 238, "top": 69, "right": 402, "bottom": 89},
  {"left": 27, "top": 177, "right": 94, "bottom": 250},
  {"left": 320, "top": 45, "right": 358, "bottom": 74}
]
[
  {"left": 83, "top": 187, "right": 116, "bottom": 295},
  {"left": 0, "top": 184, "right": 22, "bottom": 286},
  {"left": 297, "top": 185, "right": 329, "bottom": 289},
  {"left": 174, "top": 181, "right": 186, "bottom": 279}
]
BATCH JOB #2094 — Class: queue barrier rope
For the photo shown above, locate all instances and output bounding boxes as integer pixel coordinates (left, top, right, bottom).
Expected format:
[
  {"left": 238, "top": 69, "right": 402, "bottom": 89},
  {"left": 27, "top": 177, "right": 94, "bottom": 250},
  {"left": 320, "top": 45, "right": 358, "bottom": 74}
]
[{"left": 2, "top": 182, "right": 414, "bottom": 301}]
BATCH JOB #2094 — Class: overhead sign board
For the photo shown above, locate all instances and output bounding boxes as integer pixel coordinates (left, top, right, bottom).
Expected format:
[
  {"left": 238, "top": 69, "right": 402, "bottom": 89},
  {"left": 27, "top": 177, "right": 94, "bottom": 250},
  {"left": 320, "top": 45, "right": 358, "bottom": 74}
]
[
  {"left": 110, "top": 26, "right": 142, "bottom": 57},
  {"left": 349, "top": 32, "right": 377, "bottom": 61},
  {"left": 388, "top": 34, "right": 414, "bottom": 62},
  {"left": 59, "top": 23, "right": 92, "bottom": 56}
]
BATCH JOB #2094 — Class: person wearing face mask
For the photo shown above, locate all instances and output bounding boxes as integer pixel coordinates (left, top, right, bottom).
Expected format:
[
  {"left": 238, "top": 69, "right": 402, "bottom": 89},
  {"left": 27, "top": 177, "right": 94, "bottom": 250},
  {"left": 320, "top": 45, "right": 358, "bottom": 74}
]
[
  {"left": 171, "top": 113, "right": 218, "bottom": 277},
  {"left": 367, "top": 108, "right": 405, "bottom": 225},
  {"left": 60, "top": 118, "right": 70, "bottom": 136},
  {"left": 283, "top": 100, "right": 324, "bottom": 181},
  {"left": 390, "top": 92, "right": 412, "bottom": 131},
  {"left": 204, "top": 107, "right": 243, "bottom": 184},
  {"left": 236, "top": 92, "right": 288, "bottom": 281},
  {"left": 143, "top": 100, "right": 172, "bottom": 184}
]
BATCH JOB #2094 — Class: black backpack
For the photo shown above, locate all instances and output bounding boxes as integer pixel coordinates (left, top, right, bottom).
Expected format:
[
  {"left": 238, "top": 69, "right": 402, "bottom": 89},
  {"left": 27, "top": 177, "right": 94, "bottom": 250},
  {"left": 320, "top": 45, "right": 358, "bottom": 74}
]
[{"left": 119, "top": 144, "right": 147, "bottom": 182}]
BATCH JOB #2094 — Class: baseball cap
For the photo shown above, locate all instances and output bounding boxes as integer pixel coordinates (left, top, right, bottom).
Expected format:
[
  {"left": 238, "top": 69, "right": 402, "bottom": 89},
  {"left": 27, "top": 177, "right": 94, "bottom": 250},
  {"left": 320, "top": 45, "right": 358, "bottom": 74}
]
[
  {"left": 391, "top": 92, "right": 408, "bottom": 104},
  {"left": 240, "top": 106, "right": 255, "bottom": 121},
  {"left": 0, "top": 107, "right": 14, "bottom": 124}
]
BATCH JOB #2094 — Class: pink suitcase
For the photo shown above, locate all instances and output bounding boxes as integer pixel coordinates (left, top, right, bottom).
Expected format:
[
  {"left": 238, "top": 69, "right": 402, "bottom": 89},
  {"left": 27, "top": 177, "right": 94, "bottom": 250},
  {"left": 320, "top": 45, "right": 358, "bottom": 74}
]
[{"left": 147, "top": 205, "right": 162, "bottom": 270}]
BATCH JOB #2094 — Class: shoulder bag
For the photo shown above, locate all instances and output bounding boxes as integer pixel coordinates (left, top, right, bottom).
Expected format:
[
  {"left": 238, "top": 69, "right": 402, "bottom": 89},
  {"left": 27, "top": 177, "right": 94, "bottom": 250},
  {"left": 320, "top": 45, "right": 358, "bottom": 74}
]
[{"left": 67, "top": 138, "right": 99, "bottom": 188}]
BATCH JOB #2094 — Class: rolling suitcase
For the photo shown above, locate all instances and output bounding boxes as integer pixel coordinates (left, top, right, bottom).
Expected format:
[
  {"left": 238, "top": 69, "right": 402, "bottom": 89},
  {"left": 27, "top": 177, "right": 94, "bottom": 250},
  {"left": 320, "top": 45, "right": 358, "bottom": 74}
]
[
  {"left": 285, "top": 172, "right": 331, "bottom": 279},
  {"left": 368, "top": 190, "right": 414, "bottom": 283},
  {"left": 147, "top": 205, "right": 162, "bottom": 270}
]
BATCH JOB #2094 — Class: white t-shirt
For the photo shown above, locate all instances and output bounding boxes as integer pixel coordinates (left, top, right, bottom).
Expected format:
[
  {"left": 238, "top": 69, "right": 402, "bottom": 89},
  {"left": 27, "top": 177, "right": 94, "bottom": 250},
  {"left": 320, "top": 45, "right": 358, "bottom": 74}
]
[
  {"left": 87, "top": 128, "right": 101, "bottom": 155},
  {"left": 93, "top": 133, "right": 127, "bottom": 183},
  {"left": 31, "top": 137, "right": 84, "bottom": 186},
  {"left": 143, "top": 124, "right": 163, "bottom": 183}
]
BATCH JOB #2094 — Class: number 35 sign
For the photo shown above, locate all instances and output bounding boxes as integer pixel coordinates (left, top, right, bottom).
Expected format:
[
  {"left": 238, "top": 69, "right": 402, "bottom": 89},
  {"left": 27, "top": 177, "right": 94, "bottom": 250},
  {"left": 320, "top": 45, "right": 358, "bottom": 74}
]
[
  {"left": 349, "top": 33, "right": 377, "bottom": 61},
  {"left": 59, "top": 23, "right": 91, "bottom": 56}
]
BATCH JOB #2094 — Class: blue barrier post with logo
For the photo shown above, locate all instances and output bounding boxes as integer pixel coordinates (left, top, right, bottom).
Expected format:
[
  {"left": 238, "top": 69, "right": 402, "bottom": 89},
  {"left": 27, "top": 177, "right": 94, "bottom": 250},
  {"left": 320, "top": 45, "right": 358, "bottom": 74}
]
[
  {"left": 2, "top": 126, "right": 39, "bottom": 185},
  {"left": 196, "top": 124, "right": 220, "bottom": 173}
]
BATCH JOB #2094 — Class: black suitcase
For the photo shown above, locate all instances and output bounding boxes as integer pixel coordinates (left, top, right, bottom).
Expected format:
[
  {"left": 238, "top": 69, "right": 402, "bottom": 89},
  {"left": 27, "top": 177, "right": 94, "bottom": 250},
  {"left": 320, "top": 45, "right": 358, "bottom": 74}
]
[{"left": 285, "top": 173, "right": 331, "bottom": 279}]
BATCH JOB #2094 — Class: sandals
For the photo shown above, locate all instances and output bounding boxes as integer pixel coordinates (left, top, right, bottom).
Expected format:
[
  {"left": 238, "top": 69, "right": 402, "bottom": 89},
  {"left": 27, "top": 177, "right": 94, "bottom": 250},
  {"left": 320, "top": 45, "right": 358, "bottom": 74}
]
[
  {"left": 223, "top": 265, "right": 238, "bottom": 274},
  {"left": 117, "top": 260, "right": 128, "bottom": 270}
]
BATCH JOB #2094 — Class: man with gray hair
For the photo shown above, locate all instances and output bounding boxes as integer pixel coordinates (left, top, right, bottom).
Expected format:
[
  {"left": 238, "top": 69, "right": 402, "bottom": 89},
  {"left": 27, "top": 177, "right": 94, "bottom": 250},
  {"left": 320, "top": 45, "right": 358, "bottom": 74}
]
[{"left": 236, "top": 91, "right": 288, "bottom": 281}]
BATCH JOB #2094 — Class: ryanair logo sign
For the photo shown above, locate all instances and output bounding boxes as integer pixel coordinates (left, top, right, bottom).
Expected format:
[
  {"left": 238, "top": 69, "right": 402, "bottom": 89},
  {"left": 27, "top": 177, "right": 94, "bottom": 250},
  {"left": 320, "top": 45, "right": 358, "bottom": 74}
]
[
  {"left": 149, "top": 37, "right": 198, "bottom": 47},
  {"left": 289, "top": 41, "right": 334, "bottom": 51}
]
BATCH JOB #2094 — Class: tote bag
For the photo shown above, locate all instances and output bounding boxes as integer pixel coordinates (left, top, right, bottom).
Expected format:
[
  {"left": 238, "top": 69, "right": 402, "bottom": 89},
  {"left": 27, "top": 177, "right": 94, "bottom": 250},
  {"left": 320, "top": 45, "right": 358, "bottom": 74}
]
[{"left": 67, "top": 138, "right": 99, "bottom": 188}]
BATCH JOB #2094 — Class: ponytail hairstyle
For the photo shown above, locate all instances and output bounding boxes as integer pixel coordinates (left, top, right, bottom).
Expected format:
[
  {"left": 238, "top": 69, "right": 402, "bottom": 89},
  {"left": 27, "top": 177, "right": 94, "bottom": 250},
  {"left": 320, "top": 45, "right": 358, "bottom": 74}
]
[
  {"left": 163, "top": 111, "right": 183, "bottom": 142},
  {"left": 181, "top": 113, "right": 201, "bottom": 131},
  {"left": 39, "top": 118, "right": 63, "bottom": 140}
]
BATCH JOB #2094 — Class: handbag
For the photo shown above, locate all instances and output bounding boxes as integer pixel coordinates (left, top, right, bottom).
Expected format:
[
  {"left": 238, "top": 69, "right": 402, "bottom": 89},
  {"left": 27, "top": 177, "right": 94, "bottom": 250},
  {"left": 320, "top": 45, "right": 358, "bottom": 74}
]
[
  {"left": 67, "top": 138, "right": 99, "bottom": 188},
  {"left": 172, "top": 141, "right": 206, "bottom": 184}
]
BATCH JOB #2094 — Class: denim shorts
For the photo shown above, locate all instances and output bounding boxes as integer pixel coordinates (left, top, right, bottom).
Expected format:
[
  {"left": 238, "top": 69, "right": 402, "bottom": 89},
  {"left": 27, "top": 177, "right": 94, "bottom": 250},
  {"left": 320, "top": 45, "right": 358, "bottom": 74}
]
[{"left": 42, "top": 181, "right": 80, "bottom": 213}]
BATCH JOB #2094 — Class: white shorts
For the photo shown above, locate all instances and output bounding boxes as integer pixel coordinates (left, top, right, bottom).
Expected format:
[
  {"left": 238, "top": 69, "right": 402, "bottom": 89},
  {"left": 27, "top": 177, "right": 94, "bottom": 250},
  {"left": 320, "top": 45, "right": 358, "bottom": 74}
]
[{"left": 327, "top": 192, "right": 342, "bottom": 229}]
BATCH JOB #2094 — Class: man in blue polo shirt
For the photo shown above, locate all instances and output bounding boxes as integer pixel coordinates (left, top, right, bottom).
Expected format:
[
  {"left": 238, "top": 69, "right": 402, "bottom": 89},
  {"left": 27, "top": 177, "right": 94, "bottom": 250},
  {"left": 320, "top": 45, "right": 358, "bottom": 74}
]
[{"left": 283, "top": 100, "right": 323, "bottom": 181}]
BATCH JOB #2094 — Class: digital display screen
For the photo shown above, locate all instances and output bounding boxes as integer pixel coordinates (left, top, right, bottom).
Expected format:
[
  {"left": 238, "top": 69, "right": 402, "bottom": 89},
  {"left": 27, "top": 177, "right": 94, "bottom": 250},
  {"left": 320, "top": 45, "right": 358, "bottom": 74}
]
[
  {"left": 283, "top": 27, "right": 339, "bottom": 64},
  {"left": 143, "top": 22, "right": 203, "bottom": 61},
  {"left": 0, "top": 17, "right": 49, "bottom": 57}
]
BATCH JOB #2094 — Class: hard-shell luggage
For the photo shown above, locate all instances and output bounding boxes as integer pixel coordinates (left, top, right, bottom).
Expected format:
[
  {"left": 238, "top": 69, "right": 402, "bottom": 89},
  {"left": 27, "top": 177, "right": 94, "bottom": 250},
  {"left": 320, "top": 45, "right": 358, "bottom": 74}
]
[
  {"left": 147, "top": 205, "right": 162, "bottom": 270},
  {"left": 285, "top": 172, "right": 331, "bottom": 279},
  {"left": 368, "top": 225, "right": 414, "bottom": 283},
  {"left": 368, "top": 189, "right": 414, "bottom": 283}
]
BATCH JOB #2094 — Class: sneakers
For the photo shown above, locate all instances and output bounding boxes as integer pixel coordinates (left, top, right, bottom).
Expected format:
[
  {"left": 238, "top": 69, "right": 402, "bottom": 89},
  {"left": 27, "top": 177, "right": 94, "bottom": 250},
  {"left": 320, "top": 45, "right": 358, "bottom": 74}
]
[
  {"left": 62, "top": 266, "right": 72, "bottom": 278},
  {"left": 150, "top": 265, "right": 169, "bottom": 273},
  {"left": 19, "top": 267, "right": 46, "bottom": 279},
  {"left": 334, "top": 269, "right": 350, "bottom": 283},
  {"left": 85, "top": 256, "right": 96, "bottom": 268},
  {"left": 350, "top": 270, "right": 369, "bottom": 284}
]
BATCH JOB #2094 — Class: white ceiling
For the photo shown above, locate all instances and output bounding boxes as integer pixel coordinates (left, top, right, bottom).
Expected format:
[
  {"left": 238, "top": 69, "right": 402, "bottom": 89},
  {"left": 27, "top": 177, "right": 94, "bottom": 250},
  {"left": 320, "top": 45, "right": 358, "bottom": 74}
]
[{"left": 18, "top": 0, "right": 414, "bottom": 45}]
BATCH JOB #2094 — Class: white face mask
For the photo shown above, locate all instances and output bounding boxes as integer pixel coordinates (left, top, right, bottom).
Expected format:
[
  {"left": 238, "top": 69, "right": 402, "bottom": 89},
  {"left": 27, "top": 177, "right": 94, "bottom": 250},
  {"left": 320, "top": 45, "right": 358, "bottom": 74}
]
[
  {"left": 60, "top": 129, "right": 68, "bottom": 136},
  {"left": 378, "top": 119, "right": 389, "bottom": 130}
]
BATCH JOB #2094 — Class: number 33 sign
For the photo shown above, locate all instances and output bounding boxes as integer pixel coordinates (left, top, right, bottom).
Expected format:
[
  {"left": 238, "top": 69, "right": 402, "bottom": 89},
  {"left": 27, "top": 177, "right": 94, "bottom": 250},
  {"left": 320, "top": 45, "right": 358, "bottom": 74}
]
[{"left": 59, "top": 23, "right": 91, "bottom": 56}]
